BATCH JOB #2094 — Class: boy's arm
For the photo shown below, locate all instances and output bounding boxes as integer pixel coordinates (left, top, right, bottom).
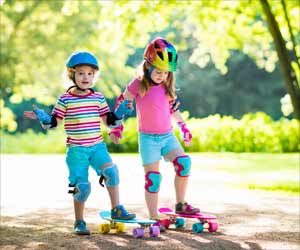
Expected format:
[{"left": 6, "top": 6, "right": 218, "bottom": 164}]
[
  {"left": 23, "top": 104, "right": 61, "bottom": 129},
  {"left": 101, "top": 112, "right": 124, "bottom": 145}
]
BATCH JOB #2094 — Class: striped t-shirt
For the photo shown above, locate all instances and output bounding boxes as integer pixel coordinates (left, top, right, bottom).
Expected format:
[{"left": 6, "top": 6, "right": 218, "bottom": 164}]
[{"left": 52, "top": 91, "right": 110, "bottom": 146}]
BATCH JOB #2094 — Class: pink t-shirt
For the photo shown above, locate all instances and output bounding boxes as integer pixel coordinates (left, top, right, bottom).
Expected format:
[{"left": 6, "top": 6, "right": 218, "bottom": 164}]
[{"left": 127, "top": 78, "right": 172, "bottom": 134}]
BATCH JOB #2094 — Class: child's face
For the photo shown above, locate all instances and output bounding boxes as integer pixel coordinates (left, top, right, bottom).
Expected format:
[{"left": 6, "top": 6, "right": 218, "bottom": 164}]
[
  {"left": 74, "top": 65, "right": 96, "bottom": 89},
  {"left": 150, "top": 68, "right": 169, "bottom": 84}
]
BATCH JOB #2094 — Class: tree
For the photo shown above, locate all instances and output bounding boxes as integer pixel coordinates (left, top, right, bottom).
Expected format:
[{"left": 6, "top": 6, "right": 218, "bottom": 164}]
[
  {"left": 1, "top": 0, "right": 299, "bottom": 132},
  {"left": 259, "top": 0, "right": 300, "bottom": 118},
  {"left": 174, "top": 0, "right": 299, "bottom": 118}
]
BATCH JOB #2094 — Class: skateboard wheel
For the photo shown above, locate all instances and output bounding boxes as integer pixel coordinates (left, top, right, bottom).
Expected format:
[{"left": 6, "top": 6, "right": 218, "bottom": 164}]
[
  {"left": 133, "top": 228, "right": 144, "bottom": 238},
  {"left": 192, "top": 223, "right": 204, "bottom": 233},
  {"left": 116, "top": 222, "right": 126, "bottom": 233},
  {"left": 175, "top": 218, "right": 185, "bottom": 228},
  {"left": 208, "top": 222, "right": 218, "bottom": 232},
  {"left": 160, "top": 219, "right": 170, "bottom": 229},
  {"left": 149, "top": 226, "right": 160, "bottom": 237},
  {"left": 98, "top": 223, "right": 110, "bottom": 234}
]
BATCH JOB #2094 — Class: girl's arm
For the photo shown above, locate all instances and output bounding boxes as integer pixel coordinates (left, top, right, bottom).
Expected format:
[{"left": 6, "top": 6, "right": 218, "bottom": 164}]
[
  {"left": 123, "top": 88, "right": 135, "bottom": 101},
  {"left": 105, "top": 89, "right": 135, "bottom": 144},
  {"left": 171, "top": 109, "right": 193, "bottom": 147}
]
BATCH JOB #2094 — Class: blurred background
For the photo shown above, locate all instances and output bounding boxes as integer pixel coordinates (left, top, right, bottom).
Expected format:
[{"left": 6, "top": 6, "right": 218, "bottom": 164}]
[{"left": 0, "top": 0, "right": 299, "bottom": 154}]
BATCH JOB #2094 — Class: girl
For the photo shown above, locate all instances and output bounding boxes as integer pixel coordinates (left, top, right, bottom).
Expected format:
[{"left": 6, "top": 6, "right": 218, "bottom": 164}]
[
  {"left": 24, "top": 51, "right": 135, "bottom": 235},
  {"left": 115, "top": 37, "right": 200, "bottom": 229}
]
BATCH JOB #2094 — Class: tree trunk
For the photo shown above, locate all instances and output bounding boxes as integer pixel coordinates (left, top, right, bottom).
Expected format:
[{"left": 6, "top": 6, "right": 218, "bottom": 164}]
[
  {"left": 280, "top": 0, "right": 300, "bottom": 68},
  {"left": 260, "top": 0, "right": 300, "bottom": 119}
]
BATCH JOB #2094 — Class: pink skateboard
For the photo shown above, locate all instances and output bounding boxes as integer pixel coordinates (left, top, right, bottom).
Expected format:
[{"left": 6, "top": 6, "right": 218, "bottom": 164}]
[{"left": 159, "top": 207, "right": 218, "bottom": 233}]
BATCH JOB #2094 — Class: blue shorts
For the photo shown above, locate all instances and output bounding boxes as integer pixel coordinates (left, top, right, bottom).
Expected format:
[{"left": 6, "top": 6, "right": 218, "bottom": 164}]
[
  {"left": 66, "top": 142, "right": 112, "bottom": 185},
  {"left": 138, "top": 132, "right": 183, "bottom": 165}
]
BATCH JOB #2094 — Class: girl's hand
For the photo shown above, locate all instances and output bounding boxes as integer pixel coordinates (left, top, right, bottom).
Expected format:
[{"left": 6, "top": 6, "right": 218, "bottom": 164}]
[
  {"left": 183, "top": 131, "right": 192, "bottom": 147},
  {"left": 177, "top": 122, "right": 192, "bottom": 147},
  {"left": 109, "top": 125, "right": 123, "bottom": 144},
  {"left": 109, "top": 133, "right": 120, "bottom": 144}
]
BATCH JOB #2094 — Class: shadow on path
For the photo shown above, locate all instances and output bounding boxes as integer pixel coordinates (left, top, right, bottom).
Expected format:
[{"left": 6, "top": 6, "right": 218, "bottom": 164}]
[{"left": 0, "top": 207, "right": 273, "bottom": 250}]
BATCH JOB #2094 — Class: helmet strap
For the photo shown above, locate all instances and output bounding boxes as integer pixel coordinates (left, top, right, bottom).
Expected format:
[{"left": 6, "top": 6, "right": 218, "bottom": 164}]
[
  {"left": 147, "top": 64, "right": 154, "bottom": 79},
  {"left": 67, "top": 85, "right": 94, "bottom": 93},
  {"left": 146, "top": 65, "right": 162, "bottom": 86}
]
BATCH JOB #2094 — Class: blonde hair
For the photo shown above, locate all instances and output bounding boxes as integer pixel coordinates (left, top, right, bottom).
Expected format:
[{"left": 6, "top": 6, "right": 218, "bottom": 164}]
[{"left": 136, "top": 61, "right": 176, "bottom": 99}]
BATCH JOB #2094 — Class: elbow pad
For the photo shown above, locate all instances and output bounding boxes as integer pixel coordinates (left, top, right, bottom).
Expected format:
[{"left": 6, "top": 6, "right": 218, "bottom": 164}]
[
  {"left": 169, "top": 98, "right": 180, "bottom": 113},
  {"left": 106, "top": 112, "right": 121, "bottom": 127}
]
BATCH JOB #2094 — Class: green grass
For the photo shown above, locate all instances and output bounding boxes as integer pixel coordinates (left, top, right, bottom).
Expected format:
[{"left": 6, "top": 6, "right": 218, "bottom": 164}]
[
  {"left": 248, "top": 181, "right": 300, "bottom": 193},
  {"left": 2, "top": 128, "right": 299, "bottom": 194},
  {"left": 189, "top": 152, "right": 299, "bottom": 194}
]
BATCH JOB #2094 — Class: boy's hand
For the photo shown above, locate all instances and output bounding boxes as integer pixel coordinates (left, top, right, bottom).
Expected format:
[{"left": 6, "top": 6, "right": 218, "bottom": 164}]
[
  {"left": 23, "top": 105, "right": 51, "bottom": 124},
  {"left": 23, "top": 105, "right": 39, "bottom": 120}
]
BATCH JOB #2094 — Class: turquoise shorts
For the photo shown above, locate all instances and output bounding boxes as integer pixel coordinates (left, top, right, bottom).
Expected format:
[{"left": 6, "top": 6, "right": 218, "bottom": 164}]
[
  {"left": 66, "top": 142, "right": 112, "bottom": 185},
  {"left": 138, "top": 131, "right": 183, "bottom": 165}
]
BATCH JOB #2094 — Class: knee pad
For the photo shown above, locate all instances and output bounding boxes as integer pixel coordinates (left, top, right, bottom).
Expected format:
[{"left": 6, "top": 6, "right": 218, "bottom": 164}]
[
  {"left": 145, "top": 171, "right": 162, "bottom": 193},
  {"left": 73, "top": 182, "right": 91, "bottom": 202},
  {"left": 173, "top": 155, "right": 191, "bottom": 177},
  {"left": 103, "top": 164, "right": 120, "bottom": 187}
]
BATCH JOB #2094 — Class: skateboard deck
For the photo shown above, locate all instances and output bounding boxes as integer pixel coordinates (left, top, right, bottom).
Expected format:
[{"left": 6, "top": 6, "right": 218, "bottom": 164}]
[
  {"left": 99, "top": 210, "right": 160, "bottom": 238},
  {"left": 159, "top": 207, "right": 218, "bottom": 233}
]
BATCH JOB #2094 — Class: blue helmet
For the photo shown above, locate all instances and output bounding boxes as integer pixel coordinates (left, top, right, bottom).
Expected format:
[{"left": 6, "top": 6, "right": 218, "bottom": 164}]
[{"left": 66, "top": 51, "right": 99, "bottom": 69}]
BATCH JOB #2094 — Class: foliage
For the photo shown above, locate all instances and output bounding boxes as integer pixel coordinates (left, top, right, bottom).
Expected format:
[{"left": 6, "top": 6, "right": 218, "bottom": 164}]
[
  {"left": 176, "top": 48, "right": 285, "bottom": 119},
  {"left": 2, "top": 112, "right": 299, "bottom": 154},
  {"left": 1, "top": 0, "right": 299, "bottom": 131},
  {"left": 187, "top": 112, "right": 299, "bottom": 153},
  {"left": 1, "top": 128, "right": 65, "bottom": 154}
]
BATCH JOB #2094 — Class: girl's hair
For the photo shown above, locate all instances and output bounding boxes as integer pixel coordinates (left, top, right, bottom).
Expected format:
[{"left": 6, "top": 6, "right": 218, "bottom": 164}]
[{"left": 137, "top": 61, "right": 176, "bottom": 99}]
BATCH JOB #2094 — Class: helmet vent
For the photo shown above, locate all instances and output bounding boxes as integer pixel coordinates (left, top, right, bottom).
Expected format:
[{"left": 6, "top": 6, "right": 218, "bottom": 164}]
[
  {"left": 154, "top": 42, "right": 160, "bottom": 49},
  {"left": 157, "top": 51, "right": 164, "bottom": 61},
  {"left": 168, "top": 52, "right": 173, "bottom": 62},
  {"left": 162, "top": 39, "right": 168, "bottom": 46},
  {"left": 175, "top": 55, "right": 178, "bottom": 62}
]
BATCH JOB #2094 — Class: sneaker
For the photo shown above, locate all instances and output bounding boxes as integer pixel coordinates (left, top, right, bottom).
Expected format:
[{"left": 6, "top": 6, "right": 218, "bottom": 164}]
[
  {"left": 73, "top": 220, "right": 90, "bottom": 235},
  {"left": 175, "top": 201, "right": 200, "bottom": 215},
  {"left": 111, "top": 205, "right": 136, "bottom": 220}
]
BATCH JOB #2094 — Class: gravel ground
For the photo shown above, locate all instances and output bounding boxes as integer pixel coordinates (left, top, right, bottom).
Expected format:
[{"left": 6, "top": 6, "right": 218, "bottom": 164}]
[{"left": 1, "top": 154, "right": 299, "bottom": 250}]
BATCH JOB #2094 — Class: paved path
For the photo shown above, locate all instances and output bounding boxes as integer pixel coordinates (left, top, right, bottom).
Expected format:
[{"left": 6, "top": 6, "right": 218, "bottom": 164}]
[{"left": 1, "top": 154, "right": 299, "bottom": 250}]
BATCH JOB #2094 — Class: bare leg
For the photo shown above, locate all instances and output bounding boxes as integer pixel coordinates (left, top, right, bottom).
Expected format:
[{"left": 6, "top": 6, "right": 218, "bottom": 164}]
[
  {"left": 74, "top": 200, "right": 85, "bottom": 220},
  {"left": 107, "top": 186, "right": 120, "bottom": 208},
  {"left": 144, "top": 161, "right": 160, "bottom": 218},
  {"left": 164, "top": 148, "right": 188, "bottom": 203},
  {"left": 101, "top": 163, "right": 120, "bottom": 209},
  {"left": 175, "top": 176, "right": 188, "bottom": 203}
]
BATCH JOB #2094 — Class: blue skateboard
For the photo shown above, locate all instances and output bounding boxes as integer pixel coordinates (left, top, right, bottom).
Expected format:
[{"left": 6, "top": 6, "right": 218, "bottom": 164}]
[{"left": 99, "top": 211, "right": 160, "bottom": 238}]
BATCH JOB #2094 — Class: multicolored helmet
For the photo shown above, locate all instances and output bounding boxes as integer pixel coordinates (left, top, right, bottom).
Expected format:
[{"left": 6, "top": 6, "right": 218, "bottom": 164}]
[
  {"left": 144, "top": 37, "right": 178, "bottom": 72},
  {"left": 66, "top": 51, "right": 99, "bottom": 69}
]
